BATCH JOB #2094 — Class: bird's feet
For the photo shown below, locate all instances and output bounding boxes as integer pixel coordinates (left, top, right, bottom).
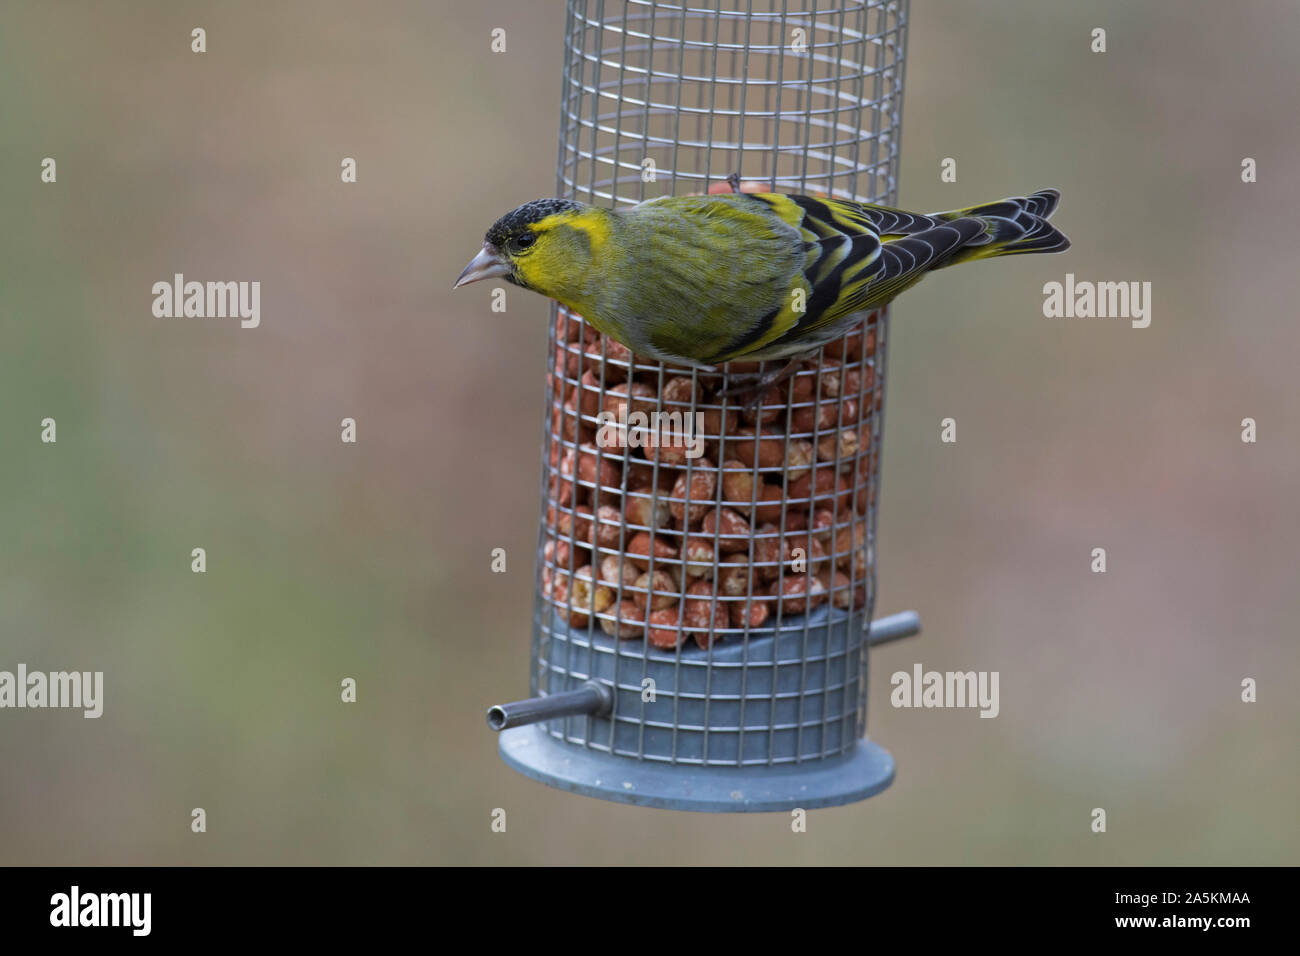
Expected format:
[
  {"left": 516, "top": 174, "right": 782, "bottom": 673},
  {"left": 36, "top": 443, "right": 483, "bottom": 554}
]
[
  {"left": 726, "top": 172, "right": 742, "bottom": 194},
  {"left": 717, "top": 356, "right": 805, "bottom": 410}
]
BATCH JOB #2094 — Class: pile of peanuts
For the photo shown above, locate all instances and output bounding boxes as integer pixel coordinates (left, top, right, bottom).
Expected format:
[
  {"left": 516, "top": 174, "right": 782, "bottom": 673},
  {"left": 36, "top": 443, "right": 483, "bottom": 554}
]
[{"left": 542, "top": 308, "right": 881, "bottom": 650}]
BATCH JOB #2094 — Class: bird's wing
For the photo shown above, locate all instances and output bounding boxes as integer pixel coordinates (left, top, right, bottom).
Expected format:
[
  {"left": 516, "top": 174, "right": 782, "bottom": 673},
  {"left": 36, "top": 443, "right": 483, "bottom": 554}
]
[
  {"left": 701, "top": 193, "right": 886, "bottom": 361},
  {"left": 795, "top": 196, "right": 949, "bottom": 239},
  {"left": 721, "top": 194, "right": 984, "bottom": 357}
]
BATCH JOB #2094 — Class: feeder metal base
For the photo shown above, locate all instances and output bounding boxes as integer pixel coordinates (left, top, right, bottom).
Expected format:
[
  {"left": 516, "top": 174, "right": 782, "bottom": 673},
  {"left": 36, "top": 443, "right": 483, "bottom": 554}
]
[{"left": 499, "top": 724, "right": 895, "bottom": 813}]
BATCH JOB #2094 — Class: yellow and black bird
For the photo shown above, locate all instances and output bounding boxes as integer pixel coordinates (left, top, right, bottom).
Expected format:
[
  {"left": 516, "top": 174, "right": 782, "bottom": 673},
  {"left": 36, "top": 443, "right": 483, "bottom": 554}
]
[{"left": 455, "top": 184, "right": 1068, "bottom": 377}]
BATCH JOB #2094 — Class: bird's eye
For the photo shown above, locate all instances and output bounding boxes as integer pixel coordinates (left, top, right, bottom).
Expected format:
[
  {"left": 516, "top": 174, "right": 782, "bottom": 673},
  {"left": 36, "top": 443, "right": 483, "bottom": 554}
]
[{"left": 515, "top": 233, "right": 536, "bottom": 250}]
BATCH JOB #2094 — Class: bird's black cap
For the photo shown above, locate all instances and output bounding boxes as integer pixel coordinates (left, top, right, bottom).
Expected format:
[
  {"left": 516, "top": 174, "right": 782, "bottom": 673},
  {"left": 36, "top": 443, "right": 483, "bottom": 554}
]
[{"left": 486, "top": 199, "right": 581, "bottom": 247}]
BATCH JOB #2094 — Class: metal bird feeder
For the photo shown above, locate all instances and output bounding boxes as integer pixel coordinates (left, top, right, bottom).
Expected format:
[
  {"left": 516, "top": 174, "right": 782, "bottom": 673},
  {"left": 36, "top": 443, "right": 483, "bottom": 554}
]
[{"left": 489, "top": 0, "right": 918, "bottom": 811}]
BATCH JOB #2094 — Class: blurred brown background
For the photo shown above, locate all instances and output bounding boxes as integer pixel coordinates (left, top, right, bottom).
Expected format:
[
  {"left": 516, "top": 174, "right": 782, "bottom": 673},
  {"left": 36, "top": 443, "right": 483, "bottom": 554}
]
[{"left": 1, "top": 0, "right": 1297, "bottom": 865}]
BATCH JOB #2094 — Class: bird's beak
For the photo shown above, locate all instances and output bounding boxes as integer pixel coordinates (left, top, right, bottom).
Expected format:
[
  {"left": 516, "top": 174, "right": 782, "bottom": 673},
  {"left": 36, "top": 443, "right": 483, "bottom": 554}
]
[{"left": 453, "top": 243, "right": 510, "bottom": 289}]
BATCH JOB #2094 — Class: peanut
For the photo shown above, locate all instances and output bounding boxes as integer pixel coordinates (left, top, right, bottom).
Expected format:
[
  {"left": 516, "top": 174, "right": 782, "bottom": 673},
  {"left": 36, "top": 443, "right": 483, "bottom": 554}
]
[
  {"left": 627, "top": 531, "right": 679, "bottom": 570},
  {"left": 751, "top": 523, "right": 784, "bottom": 581},
  {"left": 717, "top": 554, "right": 753, "bottom": 597},
  {"left": 599, "top": 600, "right": 645, "bottom": 638},
  {"left": 719, "top": 460, "right": 756, "bottom": 512},
  {"left": 660, "top": 375, "right": 698, "bottom": 407},
  {"left": 601, "top": 381, "right": 656, "bottom": 419},
  {"left": 624, "top": 485, "right": 672, "bottom": 532},
  {"left": 700, "top": 507, "right": 752, "bottom": 554},
  {"left": 682, "top": 580, "right": 728, "bottom": 648},
  {"left": 600, "top": 552, "right": 639, "bottom": 589},
  {"left": 724, "top": 426, "right": 785, "bottom": 470},
  {"left": 769, "top": 573, "right": 828, "bottom": 614},
  {"left": 729, "top": 598, "right": 770, "bottom": 630},
  {"left": 682, "top": 535, "right": 718, "bottom": 578},
  {"left": 632, "top": 569, "right": 679, "bottom": 611},
  {"left": 588, "top": 504, "right": 623, "bottom": 550},
  {"left": 784, "top": 438, "right": 816, "bottom": 484},
  {"left": 669, "top": 459, "right": 717, "bottom": 525},
  {"left": 788, "top": 466, "right": 853, "bottom": 512},
  {"left": 646, "top": 607, "right": 684, "bottom": 648}
]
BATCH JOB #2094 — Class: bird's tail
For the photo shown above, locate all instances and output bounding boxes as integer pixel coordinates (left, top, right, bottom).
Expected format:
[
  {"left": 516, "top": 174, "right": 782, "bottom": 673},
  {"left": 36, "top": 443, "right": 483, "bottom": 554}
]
[{"left": 934, "top": 188, "right": 1070, "bottom": 266}]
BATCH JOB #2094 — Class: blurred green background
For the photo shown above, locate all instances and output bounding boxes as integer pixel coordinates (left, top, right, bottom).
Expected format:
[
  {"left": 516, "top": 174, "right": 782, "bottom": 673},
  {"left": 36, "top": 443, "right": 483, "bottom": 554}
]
[{"left": 2, "top": 0, "right": 1297, "bottom": 865}]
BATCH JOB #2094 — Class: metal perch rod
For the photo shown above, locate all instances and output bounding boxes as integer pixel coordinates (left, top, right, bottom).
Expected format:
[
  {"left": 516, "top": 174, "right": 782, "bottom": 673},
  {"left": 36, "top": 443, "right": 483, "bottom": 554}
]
[
  {"left": 863, "top": 609, "right": 920, "bottom": 647},
  {"left": 486, "top": 610, "right": 920, "bottom": 732},
  {"left": 487, "top": 681, "right": 613, "bottom": 731}
]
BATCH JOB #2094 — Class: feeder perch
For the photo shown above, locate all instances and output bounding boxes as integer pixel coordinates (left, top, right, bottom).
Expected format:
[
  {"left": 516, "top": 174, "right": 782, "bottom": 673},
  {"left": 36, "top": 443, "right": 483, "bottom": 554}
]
[{"left": 490, "top": 0, "right": 918, "bottom": 812}]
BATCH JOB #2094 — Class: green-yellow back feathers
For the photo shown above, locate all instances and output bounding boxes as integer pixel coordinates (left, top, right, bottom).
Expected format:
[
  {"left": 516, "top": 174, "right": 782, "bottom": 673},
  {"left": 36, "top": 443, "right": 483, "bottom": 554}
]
[{"left": 455, "top": 188, "right": 1069, "bottom": 367}]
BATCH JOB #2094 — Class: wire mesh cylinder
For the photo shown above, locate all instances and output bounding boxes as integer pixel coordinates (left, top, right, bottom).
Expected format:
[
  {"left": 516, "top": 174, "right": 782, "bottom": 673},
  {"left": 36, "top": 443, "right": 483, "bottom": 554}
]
[{"left": 530, "top": 0, "right": 907, "bottom": 775}]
